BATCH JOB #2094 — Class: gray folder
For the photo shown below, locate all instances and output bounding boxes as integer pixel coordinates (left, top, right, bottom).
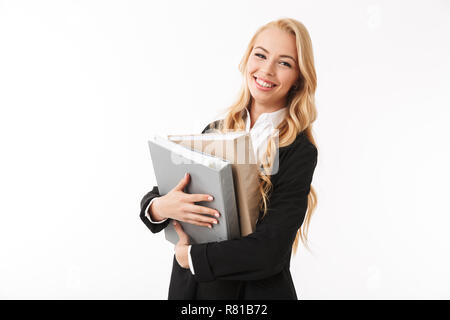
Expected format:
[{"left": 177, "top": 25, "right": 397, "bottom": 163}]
[{"left": 148, "top": 135, "right": 240, "bottom": 245}]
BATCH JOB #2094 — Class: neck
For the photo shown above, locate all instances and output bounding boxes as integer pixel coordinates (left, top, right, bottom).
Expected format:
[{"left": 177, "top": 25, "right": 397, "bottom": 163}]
[{"left": 249, "top": 101, "right": 286, "bottom": 129}]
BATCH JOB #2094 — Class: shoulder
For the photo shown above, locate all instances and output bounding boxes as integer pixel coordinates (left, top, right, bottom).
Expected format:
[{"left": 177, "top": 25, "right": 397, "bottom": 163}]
[
  {"left": 280, "top": 131, "right": 317, "bottom": 161},
  {"left": 266, "top": 130, "right": 318, "bottom": 196},
  {"left": 201, "top": 119, "right": 223, "bottom": 134},
  {"left": 272, "top": 131, "right": 318, "bottom": 181}
]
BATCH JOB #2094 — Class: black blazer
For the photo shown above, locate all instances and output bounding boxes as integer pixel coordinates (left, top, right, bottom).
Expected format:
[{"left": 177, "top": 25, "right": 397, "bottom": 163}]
[{"left": 139, "top": 120, "right": 318, "bottom": 300}]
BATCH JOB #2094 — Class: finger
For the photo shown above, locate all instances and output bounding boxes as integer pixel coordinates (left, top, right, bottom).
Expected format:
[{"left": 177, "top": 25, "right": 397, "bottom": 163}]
[
  {"left": 174, "top": 173, "right": 190, "bottom": 191},
  {"left": 185, "top": 204, "right": 220, "bottom": 218},
  {"left": 177, "top": 215, "right": 213, "bottom": 228},
  {"left": 186, "top": 213, "right": 218, "bottom": 226},
  {"left": 173, "top": 221, "right": 190, "bottom": 243},
  {"left": 187, "top": 193, "right": 215, "bottom": 203},
  {"left": 184, "top": 218, "right": 212, "bottom": 229}
]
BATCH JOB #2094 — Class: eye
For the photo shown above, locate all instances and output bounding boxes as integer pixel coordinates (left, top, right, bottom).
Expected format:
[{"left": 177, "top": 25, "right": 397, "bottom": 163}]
[{"left": 254, "top": 53, "right": 292, "bottom": 68}]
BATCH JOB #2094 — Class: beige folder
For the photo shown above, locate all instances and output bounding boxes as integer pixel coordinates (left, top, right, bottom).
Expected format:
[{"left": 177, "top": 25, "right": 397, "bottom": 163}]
[{"left": 168, "top": 131, "right": 261, "bottom": 237}]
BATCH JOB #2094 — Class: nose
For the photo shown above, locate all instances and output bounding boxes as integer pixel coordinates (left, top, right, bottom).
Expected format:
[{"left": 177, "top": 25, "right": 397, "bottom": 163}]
[{"left": 260, "top": 60, "right": 276, "bottom": 76}]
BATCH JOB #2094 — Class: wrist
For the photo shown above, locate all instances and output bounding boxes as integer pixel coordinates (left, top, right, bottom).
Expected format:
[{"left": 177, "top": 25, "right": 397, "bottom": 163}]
[
  {"left": 175, "top": 244, "right": 190, "bottom": 269},
  {"left": 149, "top": 197, "right": 166, "bottom": 221}
]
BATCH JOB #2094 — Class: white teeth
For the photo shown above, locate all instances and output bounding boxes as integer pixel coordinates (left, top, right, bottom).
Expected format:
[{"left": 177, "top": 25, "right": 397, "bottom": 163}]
[{"left": 256, "top": 78, "right": 274, "bottom": 88}]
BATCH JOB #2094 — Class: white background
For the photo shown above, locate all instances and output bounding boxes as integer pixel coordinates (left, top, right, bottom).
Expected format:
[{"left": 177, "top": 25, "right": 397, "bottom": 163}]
[{"left": 0, "top": 0, "right": 449, "bottom": 299}]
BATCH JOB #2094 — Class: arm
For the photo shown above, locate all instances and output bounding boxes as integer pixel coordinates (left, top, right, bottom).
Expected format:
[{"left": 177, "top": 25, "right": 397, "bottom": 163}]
[
  {"left": 139, "top": 120, "right": 222, "bottom": 234},
  {"left": 139, "top": 186, "right": 171, "bottom": 233},
  {"left": 190, "top": 140, "right": 318, "bottom": 282},
  {"left": 145, "top": 198, "right": 167, "bottom": 223}
]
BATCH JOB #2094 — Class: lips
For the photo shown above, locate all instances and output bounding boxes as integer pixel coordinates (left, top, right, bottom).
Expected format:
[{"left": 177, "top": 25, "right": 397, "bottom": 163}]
[
  {"left": 253, "top": 76, "right": 277, "bottom": 86},
  {"left": 253, "top": 77, "right": 277, "bottom": 91}
]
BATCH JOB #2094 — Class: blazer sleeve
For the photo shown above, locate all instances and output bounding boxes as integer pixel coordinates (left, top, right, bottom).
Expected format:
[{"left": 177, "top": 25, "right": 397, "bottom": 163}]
[
  {"left": 139, "top": 186, "right": 171, "bottom": 233},
  {"left": 190, "top": 140, "right": 318, "bottom": 282},
  {"left": 139, "top": 120, "right": 221, "bottom": 233}
]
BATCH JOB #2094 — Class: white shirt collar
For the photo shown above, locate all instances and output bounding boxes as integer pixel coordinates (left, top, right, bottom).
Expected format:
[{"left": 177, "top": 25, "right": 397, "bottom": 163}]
[
  {"left": 244, "top": 106, "right": 288, "bottom": 132},
  {"left": 243, "top": 106, "right": 287, "bottom": 170}
]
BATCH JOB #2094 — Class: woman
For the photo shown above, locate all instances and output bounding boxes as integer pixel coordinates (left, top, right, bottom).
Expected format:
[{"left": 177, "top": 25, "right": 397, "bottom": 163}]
[{"left": 140, "top": 17, "right": 318, "bottom": 300}]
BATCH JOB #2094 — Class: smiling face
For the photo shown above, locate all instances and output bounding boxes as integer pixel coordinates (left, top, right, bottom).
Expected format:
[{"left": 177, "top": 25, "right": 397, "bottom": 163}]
[{"left": 247, "top": 27, "right": 300, "bottom": 111}]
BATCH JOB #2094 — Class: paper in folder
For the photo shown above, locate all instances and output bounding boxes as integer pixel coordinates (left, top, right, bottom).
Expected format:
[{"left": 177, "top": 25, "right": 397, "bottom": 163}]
[{"left": 148, "top": 135, "right": 240, "bottom": 245}]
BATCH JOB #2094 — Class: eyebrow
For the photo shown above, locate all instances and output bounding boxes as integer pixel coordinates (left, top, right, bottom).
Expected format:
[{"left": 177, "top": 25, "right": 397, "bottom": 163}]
[{"left": 254, "top": 46, "right": 297, "bottom": 63}]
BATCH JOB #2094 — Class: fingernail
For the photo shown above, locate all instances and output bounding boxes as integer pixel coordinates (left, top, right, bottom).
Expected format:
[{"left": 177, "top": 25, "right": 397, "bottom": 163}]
[
  {"left": 208, "top": 196, "right": 213, "bottom": 201},
  {"left": 208, "top": 225, "right": 212, "bottom": 229},
  {"left": 213, "top": 220, "right": 217, "bottom": 224},
  {"left": 215, "top": 212, "right": 220, "bottom": 217},
  {"left": 173, "top": 221, "right": 177, "bottom": 226},
  {"left": 185, "top": 173, "right": 188, "bottom": 178}
]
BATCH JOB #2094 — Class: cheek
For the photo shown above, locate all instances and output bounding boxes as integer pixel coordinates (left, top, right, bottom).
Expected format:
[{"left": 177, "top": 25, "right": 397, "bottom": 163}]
[
  {"left": 246, "top": 64, "right": 257, "bottom": 84},
  {"left": 280, "top": 73, "right": 297, "bottom": 87},
  {"left": 248, "top": 55, "right": 263, "bottom": 69},
  {"left": 247, "top": 60, "right": 258, "bottom": 74}
]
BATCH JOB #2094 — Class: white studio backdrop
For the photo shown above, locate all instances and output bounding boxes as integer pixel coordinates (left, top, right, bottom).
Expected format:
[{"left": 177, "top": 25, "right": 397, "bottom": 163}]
[{"left": 0, "top": 0, "right": 449, "bottom": 299}]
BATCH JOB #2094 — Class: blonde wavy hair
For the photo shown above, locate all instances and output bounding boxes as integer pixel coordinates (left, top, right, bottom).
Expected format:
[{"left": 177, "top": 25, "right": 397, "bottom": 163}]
[{"left": 211, "top": 18, "right": 318, "bottom": 254}]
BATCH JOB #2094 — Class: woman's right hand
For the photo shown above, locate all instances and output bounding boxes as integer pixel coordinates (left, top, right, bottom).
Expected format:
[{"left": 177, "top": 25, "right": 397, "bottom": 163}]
[{"left": 150, "top": 173, "right": 220, "bottom": 228}]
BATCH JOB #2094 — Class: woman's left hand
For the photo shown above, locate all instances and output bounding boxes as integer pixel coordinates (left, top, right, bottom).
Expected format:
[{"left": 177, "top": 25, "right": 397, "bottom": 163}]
[{"left": 173, "top": 220, "right": 190, "bottom": 269}]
